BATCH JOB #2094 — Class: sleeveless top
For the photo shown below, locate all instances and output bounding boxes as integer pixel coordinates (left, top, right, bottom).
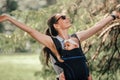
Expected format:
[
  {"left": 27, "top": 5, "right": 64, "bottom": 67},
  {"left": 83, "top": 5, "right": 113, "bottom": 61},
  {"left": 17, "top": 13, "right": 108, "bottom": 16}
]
[{"left": 50, "top": 34, "right": 89, "bottom": 80}]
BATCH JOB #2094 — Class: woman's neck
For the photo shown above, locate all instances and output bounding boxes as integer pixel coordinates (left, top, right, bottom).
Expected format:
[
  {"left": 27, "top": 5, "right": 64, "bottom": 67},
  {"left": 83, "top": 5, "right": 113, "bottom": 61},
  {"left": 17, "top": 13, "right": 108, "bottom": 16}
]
[{"left": 58, "top": 30, "right": 69, "bottom": 40}]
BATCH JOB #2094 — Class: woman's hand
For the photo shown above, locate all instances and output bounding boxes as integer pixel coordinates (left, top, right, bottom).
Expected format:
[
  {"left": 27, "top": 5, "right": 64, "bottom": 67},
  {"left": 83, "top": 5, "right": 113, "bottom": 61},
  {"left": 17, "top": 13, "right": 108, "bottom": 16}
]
[
  {"left": 57, "top": 56, "right": 64, "bottom": 62},
  {"left": 112, "top": 4, "right": 120, "bottom": 19},
  {"left": 0, "top": 15, "right": 9, "bottom": 22},
  {"left": 111, "top": 11, "right": 120, "bottom": 19}
]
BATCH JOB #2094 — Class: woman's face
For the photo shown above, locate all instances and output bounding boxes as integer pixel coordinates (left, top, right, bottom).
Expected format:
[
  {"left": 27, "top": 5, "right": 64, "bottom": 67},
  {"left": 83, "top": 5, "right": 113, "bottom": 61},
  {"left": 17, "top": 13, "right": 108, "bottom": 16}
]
[{"left": 55, "top": 14, "right": 72, "bottom": 30}]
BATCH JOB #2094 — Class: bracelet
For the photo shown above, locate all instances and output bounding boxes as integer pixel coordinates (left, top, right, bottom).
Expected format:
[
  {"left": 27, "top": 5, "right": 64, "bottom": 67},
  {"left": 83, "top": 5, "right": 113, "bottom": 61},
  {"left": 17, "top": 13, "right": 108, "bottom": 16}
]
[{"left": 111, "top": 14, "right": 117, "bottom": 20}]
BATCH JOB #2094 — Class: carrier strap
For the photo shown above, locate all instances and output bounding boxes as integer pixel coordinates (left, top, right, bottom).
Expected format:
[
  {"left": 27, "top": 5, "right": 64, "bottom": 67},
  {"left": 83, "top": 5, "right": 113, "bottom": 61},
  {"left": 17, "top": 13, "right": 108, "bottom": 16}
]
[
  {"left": 71, "top": 33, "right": 81, "bottom": 48},
  {"left": 51, "top": 37, "right": 62, "bottom": 52}
]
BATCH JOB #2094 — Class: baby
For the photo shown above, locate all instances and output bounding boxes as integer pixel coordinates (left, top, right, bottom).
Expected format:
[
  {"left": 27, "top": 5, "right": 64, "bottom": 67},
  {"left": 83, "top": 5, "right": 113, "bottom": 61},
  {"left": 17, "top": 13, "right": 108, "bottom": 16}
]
[{"left": 64, "top": 37, "right": 79, "bottom": 50}]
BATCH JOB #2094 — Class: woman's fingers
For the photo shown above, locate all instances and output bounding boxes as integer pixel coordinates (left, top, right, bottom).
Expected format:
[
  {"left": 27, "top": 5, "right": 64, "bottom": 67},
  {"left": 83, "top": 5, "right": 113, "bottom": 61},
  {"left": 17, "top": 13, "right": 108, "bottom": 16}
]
[{"left": 115, "top": 4, "right": 120, "bottom": 18}]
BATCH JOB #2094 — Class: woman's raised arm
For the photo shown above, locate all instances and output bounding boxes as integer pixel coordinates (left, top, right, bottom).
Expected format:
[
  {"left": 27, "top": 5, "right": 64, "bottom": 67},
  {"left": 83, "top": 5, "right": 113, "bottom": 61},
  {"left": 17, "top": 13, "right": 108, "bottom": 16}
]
[
  {"left": 0, "top": 15, "right": 53, "bottom": 48},
  {"left": 76, "top": 11, "right": 120, "bottom": 42}
]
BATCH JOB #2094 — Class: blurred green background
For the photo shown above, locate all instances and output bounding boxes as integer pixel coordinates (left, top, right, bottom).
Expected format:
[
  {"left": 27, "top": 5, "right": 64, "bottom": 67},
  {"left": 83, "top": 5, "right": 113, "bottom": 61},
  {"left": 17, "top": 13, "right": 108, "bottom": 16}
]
[{"left": 0, "top": 0, "right": 120, "bottom": 80}]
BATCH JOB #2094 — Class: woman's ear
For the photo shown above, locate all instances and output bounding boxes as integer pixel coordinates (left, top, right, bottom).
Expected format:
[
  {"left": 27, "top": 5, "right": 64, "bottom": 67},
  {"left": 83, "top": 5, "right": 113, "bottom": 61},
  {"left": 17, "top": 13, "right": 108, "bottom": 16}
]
[
  {"left": 53, "top": 24, "right": 57, "bottom": 28},
  {"left": 53, "top": 24, "right": 60, "bottom": 29}
]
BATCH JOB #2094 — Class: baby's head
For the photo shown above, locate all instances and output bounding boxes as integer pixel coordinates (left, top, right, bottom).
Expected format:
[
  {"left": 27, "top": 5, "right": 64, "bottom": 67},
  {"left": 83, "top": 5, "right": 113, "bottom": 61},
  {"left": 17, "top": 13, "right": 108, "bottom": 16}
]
[{"left": 64, "top": 39, "right": 79, "bottom": 50}]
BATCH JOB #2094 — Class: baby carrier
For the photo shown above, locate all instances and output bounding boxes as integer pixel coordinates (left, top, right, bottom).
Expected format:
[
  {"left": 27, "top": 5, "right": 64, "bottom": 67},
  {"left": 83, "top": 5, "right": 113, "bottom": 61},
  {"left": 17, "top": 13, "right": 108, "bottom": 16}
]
[{"left": 50, "top": 34, "right": 89, "bottom": 80}]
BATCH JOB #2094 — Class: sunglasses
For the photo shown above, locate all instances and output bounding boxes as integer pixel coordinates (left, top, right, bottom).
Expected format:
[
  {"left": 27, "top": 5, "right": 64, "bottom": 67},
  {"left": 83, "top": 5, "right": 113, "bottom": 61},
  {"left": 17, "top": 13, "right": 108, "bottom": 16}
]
[{"left": 55, "top": 15, "right": 66, "bottom": 23}]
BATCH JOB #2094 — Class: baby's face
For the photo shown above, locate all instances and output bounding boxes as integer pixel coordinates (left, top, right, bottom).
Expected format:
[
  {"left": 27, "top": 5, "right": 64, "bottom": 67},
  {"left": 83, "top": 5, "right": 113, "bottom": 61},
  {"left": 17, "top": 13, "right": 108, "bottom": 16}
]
[{"left": 64, "top": 39, "right": 79, "bottom": 50}]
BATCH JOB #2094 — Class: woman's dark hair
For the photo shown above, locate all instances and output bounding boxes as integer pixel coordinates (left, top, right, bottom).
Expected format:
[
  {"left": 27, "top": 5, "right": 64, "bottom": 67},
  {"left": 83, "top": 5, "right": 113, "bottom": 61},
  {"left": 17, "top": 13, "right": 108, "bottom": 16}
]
[
  {"left": 47, "top": 15, "right": 58, "bottom": 36},
  {"left": 43, "top": 14, "right": 58, "bottom": 66}
]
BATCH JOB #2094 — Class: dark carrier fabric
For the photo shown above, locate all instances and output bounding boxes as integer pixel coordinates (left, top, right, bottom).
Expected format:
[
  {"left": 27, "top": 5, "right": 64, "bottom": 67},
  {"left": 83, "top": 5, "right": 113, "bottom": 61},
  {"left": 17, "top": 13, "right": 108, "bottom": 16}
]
[{"left": 50, "top": 34, "right": 89, "bottom": 80}]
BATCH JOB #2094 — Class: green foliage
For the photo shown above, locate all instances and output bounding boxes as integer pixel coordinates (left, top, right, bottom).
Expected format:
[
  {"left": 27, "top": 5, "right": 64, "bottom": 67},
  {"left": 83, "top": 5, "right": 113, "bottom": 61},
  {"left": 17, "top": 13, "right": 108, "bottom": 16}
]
[{"left": 6, "top": 0, "right": 18, "bottom": 12}]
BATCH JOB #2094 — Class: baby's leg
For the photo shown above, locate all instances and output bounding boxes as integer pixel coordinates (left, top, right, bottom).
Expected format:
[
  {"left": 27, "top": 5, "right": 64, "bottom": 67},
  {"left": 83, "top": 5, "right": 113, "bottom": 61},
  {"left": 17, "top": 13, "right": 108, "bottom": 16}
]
[
  {"left": 59, "top": 72, "right": 65, "bottom": 80},
  {"left": 88, "top": 74, "right": 92, "bottom": 80}
]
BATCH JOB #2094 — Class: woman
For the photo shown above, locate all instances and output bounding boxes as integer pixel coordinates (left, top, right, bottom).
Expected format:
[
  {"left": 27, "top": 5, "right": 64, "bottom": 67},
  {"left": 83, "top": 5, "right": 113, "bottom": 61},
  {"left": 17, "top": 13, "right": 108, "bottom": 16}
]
[{"left": 0, "top": 10, "right": 120, "bottom": 80}]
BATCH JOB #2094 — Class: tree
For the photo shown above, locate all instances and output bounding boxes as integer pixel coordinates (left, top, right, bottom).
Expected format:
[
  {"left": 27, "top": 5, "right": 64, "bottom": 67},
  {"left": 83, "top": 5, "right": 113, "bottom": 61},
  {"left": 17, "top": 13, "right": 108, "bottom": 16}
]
[{"left": 0, "top": 0, "right": 119, "bottom": 79}]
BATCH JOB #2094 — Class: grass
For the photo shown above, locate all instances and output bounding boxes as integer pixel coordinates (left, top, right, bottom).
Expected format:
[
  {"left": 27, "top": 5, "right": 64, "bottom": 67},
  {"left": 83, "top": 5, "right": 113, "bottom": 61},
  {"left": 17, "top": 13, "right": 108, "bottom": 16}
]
[
  {"left": 1, "top": 53, "right": 119, "bottom": 80},
  {"left": 0, "top": 53, "right": 43, "bottom": 80}
]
